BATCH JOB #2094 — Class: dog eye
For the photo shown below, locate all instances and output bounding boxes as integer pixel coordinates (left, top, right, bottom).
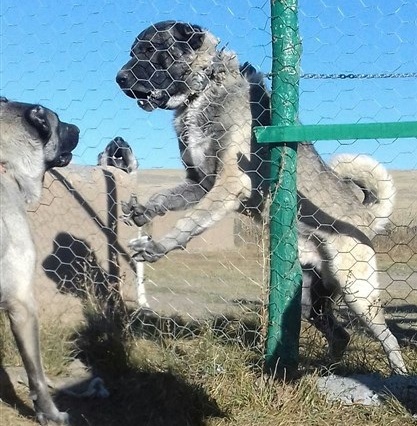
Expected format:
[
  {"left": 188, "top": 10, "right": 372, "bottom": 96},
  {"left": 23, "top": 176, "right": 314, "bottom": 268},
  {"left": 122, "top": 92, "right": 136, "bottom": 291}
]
[
  {"left": 142, "top": 42, "right": 155, "bottom": 54},
  {"left": 166, "top": 44, "right": 181, "bottom": 58}
]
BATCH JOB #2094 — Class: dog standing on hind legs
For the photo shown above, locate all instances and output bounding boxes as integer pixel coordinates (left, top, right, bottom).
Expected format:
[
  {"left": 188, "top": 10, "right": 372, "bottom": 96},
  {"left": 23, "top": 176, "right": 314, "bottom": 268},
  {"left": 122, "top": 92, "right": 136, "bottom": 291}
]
[
  {"left": 0, "top": 97, "right": 79, "bottom": 424},
  {"left": 116, "top": 21, "right": 407, "bottom": 374}
]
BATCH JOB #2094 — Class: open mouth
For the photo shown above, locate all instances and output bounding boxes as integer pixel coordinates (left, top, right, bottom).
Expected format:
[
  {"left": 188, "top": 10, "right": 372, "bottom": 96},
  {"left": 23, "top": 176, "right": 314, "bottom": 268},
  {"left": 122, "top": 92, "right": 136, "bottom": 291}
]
[
  {"left": 136, "top": 98, "right": 156, "bottom": 112},
  {"left": 122, "top": 89, "right": 162, "bottom": 112},
  {"left": 47, "top": 153, "right": 73, "bottom": 169},
  {"left": 121, "top": 89, "right": 153, "bottom": 111},
  {"left": 122, "top": 88, "right": 148, "bottom": 100}
]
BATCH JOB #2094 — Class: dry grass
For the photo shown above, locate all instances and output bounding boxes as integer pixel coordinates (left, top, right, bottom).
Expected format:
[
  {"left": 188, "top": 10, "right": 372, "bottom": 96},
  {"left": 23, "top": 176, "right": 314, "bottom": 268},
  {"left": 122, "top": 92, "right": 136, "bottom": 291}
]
[{"left": 1, "top": 295, "right": 416, "bottom": 426}]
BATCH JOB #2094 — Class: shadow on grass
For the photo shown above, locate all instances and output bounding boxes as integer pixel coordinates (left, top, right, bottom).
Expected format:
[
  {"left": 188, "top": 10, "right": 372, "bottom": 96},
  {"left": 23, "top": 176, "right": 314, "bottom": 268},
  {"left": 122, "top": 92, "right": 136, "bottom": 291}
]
[
  {"left": 130, "top": 307, "right": 263, "bottom": 350},
  {"left": 63, "top": 299, "right": 226, "bottom": 426},
  {"left": 0, "top": 366, "right": 35, "bottom": 422},
  {"left": 42, "top": 230, "right": 417, "bottom": 420},
  {"left": 56, "top": 369, "right": 224, "bottom": 426}
]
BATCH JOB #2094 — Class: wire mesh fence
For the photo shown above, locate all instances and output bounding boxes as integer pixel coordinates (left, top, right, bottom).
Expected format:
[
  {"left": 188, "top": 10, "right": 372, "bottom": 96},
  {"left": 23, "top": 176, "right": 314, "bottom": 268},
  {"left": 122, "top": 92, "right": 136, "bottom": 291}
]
[{"left": 1, "top": 0, "right": 417, "bottom": 424}]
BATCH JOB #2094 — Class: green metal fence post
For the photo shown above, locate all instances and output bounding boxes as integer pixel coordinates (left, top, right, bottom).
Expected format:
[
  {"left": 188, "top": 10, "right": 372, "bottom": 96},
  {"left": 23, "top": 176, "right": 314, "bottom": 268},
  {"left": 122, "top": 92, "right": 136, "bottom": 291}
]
[
  {"left": 264, "top": 0, "right": 303, "bottom": 375},
  {"left": 256, "top": 0, "right": 417, "bottom": 378}
]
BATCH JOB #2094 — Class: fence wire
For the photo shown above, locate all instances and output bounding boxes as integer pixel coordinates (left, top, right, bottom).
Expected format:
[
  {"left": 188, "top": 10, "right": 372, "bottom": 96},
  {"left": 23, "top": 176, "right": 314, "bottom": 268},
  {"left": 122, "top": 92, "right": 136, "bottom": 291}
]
[{"left": 0, "top": 2, "right": 416, "bottom": 424}]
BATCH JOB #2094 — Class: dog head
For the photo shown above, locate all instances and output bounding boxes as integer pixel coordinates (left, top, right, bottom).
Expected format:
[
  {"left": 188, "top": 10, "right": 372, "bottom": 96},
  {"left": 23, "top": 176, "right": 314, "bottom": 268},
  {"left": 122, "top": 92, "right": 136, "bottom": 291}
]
[
  {"left": 98, "top": 136, "right": 138, "bottom": 173},
  {"left": 0, "top": 97, "right": 79, "bottom": 202},
  {"left": 0, "top": 97, "right": 79, "bottom": 170},
  {"left": 116, "top": 21, "right": 219, "bottom": 111}
]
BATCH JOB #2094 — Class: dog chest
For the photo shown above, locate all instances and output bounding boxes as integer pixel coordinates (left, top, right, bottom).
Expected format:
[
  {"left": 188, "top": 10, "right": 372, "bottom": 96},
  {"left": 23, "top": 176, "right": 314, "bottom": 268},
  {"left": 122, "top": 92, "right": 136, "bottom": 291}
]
[{"left": 174, "top": 102, "right": 220, "bottom": 173}]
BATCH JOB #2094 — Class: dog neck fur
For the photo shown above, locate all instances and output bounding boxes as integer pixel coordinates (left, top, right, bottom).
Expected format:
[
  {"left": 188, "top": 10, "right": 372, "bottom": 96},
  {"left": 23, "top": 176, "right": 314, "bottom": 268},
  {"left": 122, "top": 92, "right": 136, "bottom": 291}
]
[
  {"left": 187, "top": 32, "right": 240, "bottom": 93},
  {"left": 190, "top": 31, "right": 219, "bottom": 71},
  {"left": 0, "top": 139, "right": 44, "bottom": 204}
]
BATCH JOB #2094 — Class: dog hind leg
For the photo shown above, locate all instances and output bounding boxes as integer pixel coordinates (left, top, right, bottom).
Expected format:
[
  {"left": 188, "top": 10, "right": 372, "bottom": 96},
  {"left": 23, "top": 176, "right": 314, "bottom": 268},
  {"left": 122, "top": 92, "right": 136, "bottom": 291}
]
[
  {"left": 330, "top": 239, "right": 407, "bottom": 374},
  {"left": 304, "top": 267, "right": 350, "bottom": 361},
  {"left": 342, "top": 286, "right": 407, "bottom": 374}
]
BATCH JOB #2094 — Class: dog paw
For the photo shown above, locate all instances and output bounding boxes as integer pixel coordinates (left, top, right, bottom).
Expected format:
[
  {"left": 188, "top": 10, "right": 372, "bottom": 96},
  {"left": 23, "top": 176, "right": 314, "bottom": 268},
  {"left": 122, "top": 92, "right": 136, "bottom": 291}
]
[
  {"left": 128, "top": 236, "right": 165, "bottom": 262},
  {"left": 120, "top": 194, "right": 150, "bottom": 227}
]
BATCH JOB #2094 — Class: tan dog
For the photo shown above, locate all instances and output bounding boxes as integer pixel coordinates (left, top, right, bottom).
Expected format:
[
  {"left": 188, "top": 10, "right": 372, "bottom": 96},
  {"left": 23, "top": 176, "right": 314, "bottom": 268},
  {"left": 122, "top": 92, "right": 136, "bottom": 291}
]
[
  {"left": 116, "top": 21, "right": 406, "bottom": 374},
  {"left": 0, "top": 97, "right": 79, "bottom": 424}
]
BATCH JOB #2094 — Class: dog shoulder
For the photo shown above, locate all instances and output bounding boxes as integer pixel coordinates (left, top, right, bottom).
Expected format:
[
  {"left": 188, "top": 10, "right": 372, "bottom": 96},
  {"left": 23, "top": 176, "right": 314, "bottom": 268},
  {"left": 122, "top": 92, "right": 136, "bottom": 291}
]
[
  {"left": 0, "top": 178, "right": 29, "bottom": 255},
  {"left": 0, "top": 160, "right": 44, "bottom": 204}
]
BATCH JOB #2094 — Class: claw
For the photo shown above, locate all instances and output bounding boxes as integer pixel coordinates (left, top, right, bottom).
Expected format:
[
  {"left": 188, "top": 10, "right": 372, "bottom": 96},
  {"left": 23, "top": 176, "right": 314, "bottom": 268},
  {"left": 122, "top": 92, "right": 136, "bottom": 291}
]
[
  {"left": 128, "top": 236, "right": 165, "bottom": 263},
  {"left": 120, "top": 194, "right": 147, "bottom": 226},
  {"left": 128, "top": 235, "right": 152, "bottom": 250}
]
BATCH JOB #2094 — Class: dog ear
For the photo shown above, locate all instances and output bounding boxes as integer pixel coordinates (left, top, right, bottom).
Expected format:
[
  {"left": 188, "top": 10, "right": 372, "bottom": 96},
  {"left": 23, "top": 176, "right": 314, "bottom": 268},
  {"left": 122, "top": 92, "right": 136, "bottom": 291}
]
[
  {"left": 174, "top": 22, "right": 205, "bottom": 50},
  {"left": 26, "top": 105, "right": 51, "bottom": 140}
]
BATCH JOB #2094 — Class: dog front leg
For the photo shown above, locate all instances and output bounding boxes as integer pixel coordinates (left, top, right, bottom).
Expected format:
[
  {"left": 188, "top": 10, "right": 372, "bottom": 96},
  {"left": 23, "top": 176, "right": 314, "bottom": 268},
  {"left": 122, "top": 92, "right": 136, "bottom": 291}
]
[
  {"left": 129, "top": 171, "right": 251, "bottom": 262},
  {"left": 122, "top": 179, "right": 208, "bottom": 227},
  {"left": 7, "top": 299, "right": 69, "bottom": 425}
]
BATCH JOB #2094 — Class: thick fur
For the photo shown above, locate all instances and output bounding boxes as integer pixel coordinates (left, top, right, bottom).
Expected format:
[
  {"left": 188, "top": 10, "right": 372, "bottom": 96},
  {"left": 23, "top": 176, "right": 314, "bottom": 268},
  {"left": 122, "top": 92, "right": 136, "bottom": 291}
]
[
  {"left": 0, "top": 97, "right": 79, "bottom": 424},
  {"left": 97, "top": 136, "right": 138, "bottom": 173},
  {"left": 117, "top": 21, "right": 270, "bottom": 253},
  {"left": 298, "top": 150, "right": 404, "bottom": 372},
  {"left": 328, "top": 153, "right": 396, "bottom": 232},
  {"left": 116, "top": 21, "right": 406, "bottom": 374}
]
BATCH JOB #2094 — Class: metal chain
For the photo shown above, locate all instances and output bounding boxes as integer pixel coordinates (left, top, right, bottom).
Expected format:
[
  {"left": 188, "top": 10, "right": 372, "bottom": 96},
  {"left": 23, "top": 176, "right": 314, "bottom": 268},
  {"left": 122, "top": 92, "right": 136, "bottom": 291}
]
[
  {"left": 266, "top": 72, "right": 417, "bottom": 80},
  {"left": 300, "top": 72, "right": 417, "bottom": 79}
]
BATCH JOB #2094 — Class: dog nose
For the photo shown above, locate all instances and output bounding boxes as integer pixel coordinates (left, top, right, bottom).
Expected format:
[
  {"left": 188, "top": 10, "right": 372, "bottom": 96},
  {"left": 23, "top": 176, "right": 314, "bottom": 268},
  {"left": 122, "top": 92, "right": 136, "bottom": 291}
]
[{"left": 116, "top": 70, "right": 129, "bottom": 87}]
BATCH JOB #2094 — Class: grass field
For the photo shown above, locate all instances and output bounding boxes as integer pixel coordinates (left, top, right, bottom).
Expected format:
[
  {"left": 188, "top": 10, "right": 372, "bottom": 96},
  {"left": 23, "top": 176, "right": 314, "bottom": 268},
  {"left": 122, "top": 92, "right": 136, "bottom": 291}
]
[
  {"left": 0, "top": 309, "right": 416, "bottom": 426},
  {"left": 0, "top": 169, "right": 416, "bottom": 425}
]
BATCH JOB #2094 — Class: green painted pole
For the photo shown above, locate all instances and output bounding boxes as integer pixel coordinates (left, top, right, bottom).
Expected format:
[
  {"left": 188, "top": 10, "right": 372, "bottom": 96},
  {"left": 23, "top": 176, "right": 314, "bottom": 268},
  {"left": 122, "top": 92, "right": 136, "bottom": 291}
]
[
  {"left": 255, "top": 120, "right": 417, "bottom": 143},
  {"left": 265, "top": 0, "right": 303, "bottom": 375}
]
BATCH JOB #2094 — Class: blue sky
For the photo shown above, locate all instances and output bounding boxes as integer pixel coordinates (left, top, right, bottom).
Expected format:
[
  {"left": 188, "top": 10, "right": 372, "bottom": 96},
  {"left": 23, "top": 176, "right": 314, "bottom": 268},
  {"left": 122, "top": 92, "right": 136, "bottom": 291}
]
[{"left": 1, "top": 0, "right": 416, "bottom": 169}]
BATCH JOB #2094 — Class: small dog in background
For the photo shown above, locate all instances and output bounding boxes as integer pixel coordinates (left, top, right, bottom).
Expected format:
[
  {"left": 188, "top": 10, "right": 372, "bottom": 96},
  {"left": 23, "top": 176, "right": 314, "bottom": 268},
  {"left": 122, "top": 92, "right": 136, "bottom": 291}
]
[{"left": 98, "top": 136, "right": 138, "bottom": 173}]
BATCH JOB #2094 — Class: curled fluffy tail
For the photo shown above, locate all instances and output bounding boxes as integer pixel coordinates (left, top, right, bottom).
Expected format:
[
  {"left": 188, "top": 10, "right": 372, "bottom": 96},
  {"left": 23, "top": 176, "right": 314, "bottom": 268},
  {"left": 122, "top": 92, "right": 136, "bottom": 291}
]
[{"left": 328, "top": 154, "right": 396, "bottom": 232}]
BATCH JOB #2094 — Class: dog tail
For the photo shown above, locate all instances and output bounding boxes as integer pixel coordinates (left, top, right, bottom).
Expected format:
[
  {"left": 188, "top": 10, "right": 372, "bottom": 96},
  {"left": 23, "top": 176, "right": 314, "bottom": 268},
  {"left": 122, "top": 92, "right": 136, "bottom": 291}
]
[
  {"left": 240, "top": 62, "right": 271, "bottom": 128},
  {"left": 328, "top": 154, "right": 396, "bottom": 232},
  {"left": 240, "top": 62, "right": 265, "bottom": 85}
]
